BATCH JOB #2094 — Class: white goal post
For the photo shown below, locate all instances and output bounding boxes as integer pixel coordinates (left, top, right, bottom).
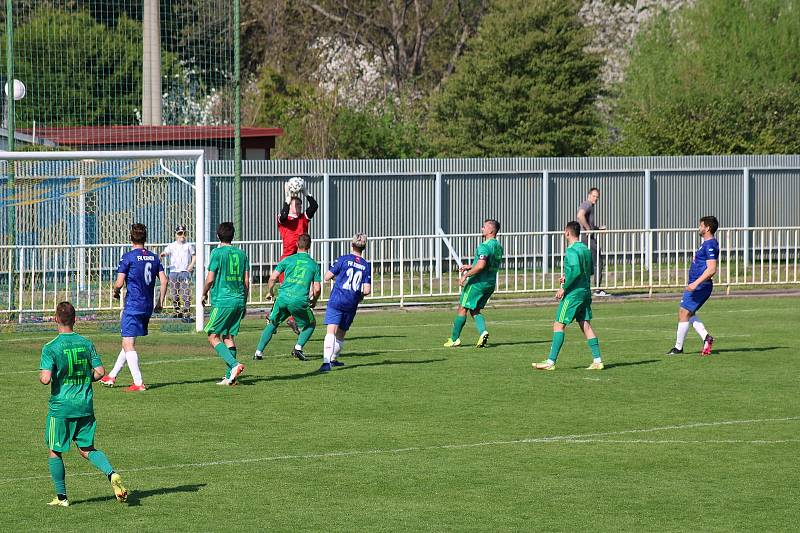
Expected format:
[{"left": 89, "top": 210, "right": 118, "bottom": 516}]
[{"left": 0, "top": 149, "right": 207, "bottom": 332}]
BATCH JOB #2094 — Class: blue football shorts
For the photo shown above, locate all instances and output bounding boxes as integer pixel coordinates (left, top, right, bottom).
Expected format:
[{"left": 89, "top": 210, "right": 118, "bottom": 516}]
[
  {"left": 121, "top": 311, "right": 150, "bottom": 337},
  {"left": 680, "top": 284, "right": 713, "bottom": 313}
]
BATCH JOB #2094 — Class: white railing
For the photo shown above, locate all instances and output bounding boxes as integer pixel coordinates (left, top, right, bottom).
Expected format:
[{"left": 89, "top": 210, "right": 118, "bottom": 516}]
[{"left": 1, "top": 227, "right": 798, "bottom": 323}]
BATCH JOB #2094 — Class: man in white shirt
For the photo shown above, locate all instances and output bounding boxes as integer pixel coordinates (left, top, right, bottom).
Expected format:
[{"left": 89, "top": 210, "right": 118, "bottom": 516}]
[{"left": 160, "top": 225, "right": 196, "bottom": 321}]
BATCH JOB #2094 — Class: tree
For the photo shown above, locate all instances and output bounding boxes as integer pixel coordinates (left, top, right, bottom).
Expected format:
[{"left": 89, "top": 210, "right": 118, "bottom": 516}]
[
  {"left": 294, "top": 0, "right": 487, "bottom": 95},
  {"left": 600, "top": 0, "right": 800, "bottom": 155},
  {"left": 7, "top": 9, "right": 144, "bottom": 127},
  {"left": 427, "top": 0, "right": 601, "bottom": 157}
]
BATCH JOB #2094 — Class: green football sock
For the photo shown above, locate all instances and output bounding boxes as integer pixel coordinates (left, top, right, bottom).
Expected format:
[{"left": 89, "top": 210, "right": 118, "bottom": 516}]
[
  {"left": 474, "top": 314, "right": 487, "bottom": 334},
  {"left": 215, "top": 343, "right": 238, "bottom": 368},
  {"left": 548, "top": 331, "right": 566, "bottom": 363},
  {"left": 587, "top": 337, "right": 601, "bottom": 359},
  {"left": 48, "top": 457, "right": 66, "bottom": 496},
  {"left": 256, "top": 323, "right": 277, "bottom": 352},
  {"left": 87, "top": 450, "right": 114, "bottom": 476},
  {"left": 450, "top": 315, "right": 467, "bottom": 341},
  {"left": 229, "top": 346, "right": 237, "bottom": 359},
  {"left": 297, "top": 324, "right": 315, "bottom": 347}
]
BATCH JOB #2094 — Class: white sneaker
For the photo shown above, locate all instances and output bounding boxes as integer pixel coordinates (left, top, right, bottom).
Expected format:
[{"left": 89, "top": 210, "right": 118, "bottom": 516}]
[
  {"left": 216, "top": 377, "right": 231, "bottom": 385},
  {"left": 593, "top": 290, "right": 610, "bottom": 297}
]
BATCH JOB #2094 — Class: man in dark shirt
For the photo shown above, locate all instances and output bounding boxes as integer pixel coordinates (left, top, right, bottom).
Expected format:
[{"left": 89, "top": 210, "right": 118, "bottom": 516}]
[{"left": 576, "top": 187, "right": 608, "bottom": 296}]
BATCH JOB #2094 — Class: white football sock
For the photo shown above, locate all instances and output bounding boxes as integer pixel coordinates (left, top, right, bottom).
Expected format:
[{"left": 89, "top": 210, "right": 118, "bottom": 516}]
[
  {"left": 323, "top": 334, "right": 335, "bottom": 364},
  {"left": 689, "top": 316, "right": 708, "bottom": 339},
  {"left": 109, "top": 349, "right": 126, "bottom": 378},
  {"left": 126, "top": 351, "right": 142, "bottom": 385},
  {"left": 333, "top": 339, "right": 344, "bottom": 358},
  {"left": 675, "top": 322, "right": 690, "bottom": 350}
]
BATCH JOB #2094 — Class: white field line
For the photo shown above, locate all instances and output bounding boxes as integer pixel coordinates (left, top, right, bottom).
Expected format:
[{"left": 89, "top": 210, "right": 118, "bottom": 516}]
[{"left": 1, "top": 416, "right": 797, "bottom": 484}]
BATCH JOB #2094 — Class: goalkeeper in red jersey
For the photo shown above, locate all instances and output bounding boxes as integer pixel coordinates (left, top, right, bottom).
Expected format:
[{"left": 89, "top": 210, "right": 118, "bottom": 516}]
[{"left": 276, "top": 178, "right": 318, "bottom": 335}]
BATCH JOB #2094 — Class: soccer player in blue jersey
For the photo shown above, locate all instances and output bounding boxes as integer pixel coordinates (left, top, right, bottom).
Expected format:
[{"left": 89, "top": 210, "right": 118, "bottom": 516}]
[
  {"left": 100, "top": 224, "right": 167, "bottom": 391},
  {"left": 319, "top": 233, "right": 372, "bottom": 372},
  {"left": 666, "top": 216, "right": 719, "bottom": 356}
]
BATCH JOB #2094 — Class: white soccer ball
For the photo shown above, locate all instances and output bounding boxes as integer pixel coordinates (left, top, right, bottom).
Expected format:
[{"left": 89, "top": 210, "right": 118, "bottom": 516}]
[
  {"left": 4, "top": 79, "right": 26, "bottom": 101},
  {"left": 287, "top": 177, "right": 305, "bottom": 196}
]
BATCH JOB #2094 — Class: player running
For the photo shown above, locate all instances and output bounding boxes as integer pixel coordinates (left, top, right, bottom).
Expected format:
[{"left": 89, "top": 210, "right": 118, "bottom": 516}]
[
  {"left": 41, "top": 302, "right": 127, "bottom": 507},
  {"left": 254, "top": 233, "right": 321, "bottom": 362},
  {"left": 277, "top": 179, "right": 318, "bottom": 335},
  {"left": 444, "top": 219, "right": 503, "bottom": 348},
  {"left": 319, "top": 233, "right": 372, "bottom": 372},
  {"left": 666, "top": 216, "right": 719, "bottom": 356},
  {"left": 533, "top": 221, "right": 604, "bottom": 371},
  {"left": 100, "top": 223, "right": 167, "bottom": 391},
  {"left": 202, "top": 222, "right": 250, "bottom": 386}
]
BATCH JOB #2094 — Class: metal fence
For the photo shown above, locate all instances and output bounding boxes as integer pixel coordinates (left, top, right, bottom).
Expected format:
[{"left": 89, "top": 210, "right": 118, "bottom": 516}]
[
  {"left": 207, "top": 156, "right": 800, "bottom": 242},
  {"left": 2, "top": 226, "right": 798, "bottom": 323}
]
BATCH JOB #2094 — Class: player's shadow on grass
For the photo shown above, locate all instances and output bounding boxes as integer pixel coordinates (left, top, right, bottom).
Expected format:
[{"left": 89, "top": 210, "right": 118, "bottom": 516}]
[
  {"left": 489, "top": 340, "right": 550, "bottom": 347},
  {"left": 145, "top": 377, "right": 222, "bottom": 390},
  {"left": 236, "top": 358, "right": 447, "bottom": 384},
  {"left": 570, "top": 359, "right": 660, "bottom": 370},
  {"left": 711, "top": 346, "right": 785, "bottom": 354},
  {"left": 70, "top": 483, "right": 206, "bottom": 507},
  {"left": 344, "top": 334, "right": 406, "bottom": 341}
]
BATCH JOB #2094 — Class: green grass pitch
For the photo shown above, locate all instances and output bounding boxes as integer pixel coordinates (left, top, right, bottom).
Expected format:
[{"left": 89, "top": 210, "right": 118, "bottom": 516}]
[{"left": 1, "top": 296, "right": 798, "bottom": 532}]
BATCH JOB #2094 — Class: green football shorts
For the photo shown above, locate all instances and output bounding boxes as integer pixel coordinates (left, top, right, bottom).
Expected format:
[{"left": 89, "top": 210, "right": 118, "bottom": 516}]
[
  {"left": 555, "top": 291, "right": 593, "bottom": 325},
  {"left": 45, "top": 415, "right": 96, "bottom": 452},
  {"left": 204, "top": 306, "right": 246, "bottom": 336},
  {"left": 269, "top": 297, "right": 316, "bottom": 330},
  {"left": 459, "top": 283, "right": 495, "bottom": 311}
]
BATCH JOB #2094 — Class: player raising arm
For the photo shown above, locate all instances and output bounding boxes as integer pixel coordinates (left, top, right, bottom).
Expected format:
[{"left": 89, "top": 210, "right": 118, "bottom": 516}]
[
  {"left": 320, "top": 233, "right": 372, "bottom": 372},
  {"left": 277, "top": 178, "right": 318, "bottom": 335}
]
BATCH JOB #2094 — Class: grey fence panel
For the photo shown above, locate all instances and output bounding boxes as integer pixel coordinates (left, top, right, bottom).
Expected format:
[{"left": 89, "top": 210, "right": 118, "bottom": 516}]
[
  {"left": 752, "top": 170, "right": 800, "bottom": 227},
  {"left": 330, "top": 174, "right": 435, "bottom": 238},
  {"left": 443, "top": 173, "right": 542, "bottom": 233},
  {"left": 653, "top": 171, "right": 744, "bottom": 228},
  {"left": 550, "top": 172, "right": 645, "bottom": 231}
]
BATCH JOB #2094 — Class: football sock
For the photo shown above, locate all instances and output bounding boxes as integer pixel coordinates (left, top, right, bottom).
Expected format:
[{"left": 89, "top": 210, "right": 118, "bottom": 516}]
[
  {"left": 126, "top": 351, "right": 142, "bottom": 385},
  {"left": 587, "top": 337, "right": 602, "bottom": 362},
  {"left": 323, "top": 334, "right": 335, "bottom": 363},
  {"left": 109, "top": 349, "right": 126, "bottom": 378},
  {"left": 450, "top": 315, "right": 467, "bottom": 341},
  {"left": 334, "top": 339, "right": 344, "bottom": 357},
  {"left": 474, "top": 314, "right": 487, "bottom": 335},
  {"left": 215, "top": 344, "right": 238, "bottom": 368},
  {"left": 87, "top": 450, "right": 114, "bottom": 476},
  {"left": 547, "top": 331, "right": 565, "bottom": 363},
  {"left": 256, "top": 323, "right": 277, "bottom": 352},
  {"left": 229, "top": 346, "right": 238, "bottom": 359},
  {"left": 297, "top": 325, "right": 315, "bottom": 347},
  {"left": 689, "top": 316, "right": 708, "bottom": 339},
  {"left": 48, "top": 457, "right": 66, "bottom": 496},
  {"left": 675, "top": 322, "right": 690, "bottom": 350}
]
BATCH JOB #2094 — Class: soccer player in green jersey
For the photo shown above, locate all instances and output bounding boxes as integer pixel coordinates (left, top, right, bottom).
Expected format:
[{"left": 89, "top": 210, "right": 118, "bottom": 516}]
[
  {"left": 40, "top": 302, "right": 127, "bottom": 507},
  {"left": 444, "top": 219, "right": 503, "bottom": 348},
  {"left": 533, "top": 221, "right": 604, "bottom": 371},
  {"left": 254, "top": 233, "right": 321, "bottom": 362},
  {"left": 202, "top": 222, "right": 250, "bottom": 386}
]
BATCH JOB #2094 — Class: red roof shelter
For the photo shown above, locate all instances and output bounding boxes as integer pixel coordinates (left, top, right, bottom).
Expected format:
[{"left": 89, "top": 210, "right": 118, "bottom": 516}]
[{"left": 20, "top": 125, "right": 283, "bottom": 160}]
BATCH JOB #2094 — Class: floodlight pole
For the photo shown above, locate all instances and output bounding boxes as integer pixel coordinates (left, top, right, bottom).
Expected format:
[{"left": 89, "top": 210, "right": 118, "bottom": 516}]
[
  {"left": 233, "top": 0, "right": 243, "bottom": 236},
  {"left": 5, "top": 0, "right": 16, "bottom": 247}
]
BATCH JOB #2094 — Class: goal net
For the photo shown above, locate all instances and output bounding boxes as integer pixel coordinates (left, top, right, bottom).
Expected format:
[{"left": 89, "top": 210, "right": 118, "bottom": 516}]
[{"left": 0, "top": 150, "right": 207, "bottom": 331}]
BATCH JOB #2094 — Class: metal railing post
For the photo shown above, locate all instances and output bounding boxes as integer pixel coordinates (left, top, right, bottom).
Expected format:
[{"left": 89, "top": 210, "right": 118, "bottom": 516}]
[
  {"left": 435, "top": 172, "right": 442, "bottom": 279},
  {"left": 743, "top": 168, "right": 751, "bottom": 268},
  {"left": 542, "top": 171, "right": 549, "bottom": 274}
]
